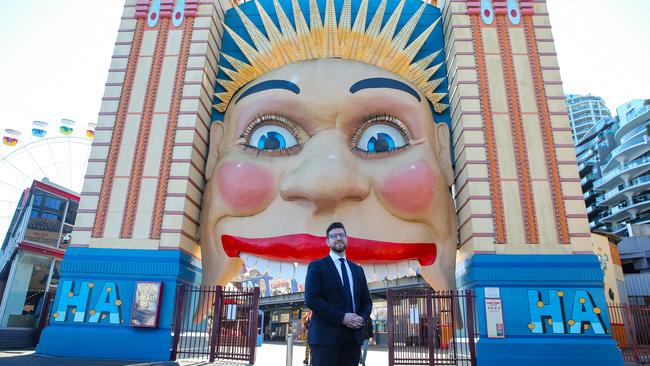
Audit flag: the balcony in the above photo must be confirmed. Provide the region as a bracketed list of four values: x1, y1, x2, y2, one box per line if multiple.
[620, 122, 649, 144]
[576, 137, 598, 157]
[602, 192, 650, 223]
[609, 212, 650, 236]
[578, 161, 595, 177]
[581, 172, 599, 186]
[611, 223, 629, 235]
[586, 204, 597, 215]
[596, 174, 650, 207]
[601, 135, 650, 173]
[577, 118, 611, 146]
[615, 105, 650, 141]
[594, 155, 650, 191]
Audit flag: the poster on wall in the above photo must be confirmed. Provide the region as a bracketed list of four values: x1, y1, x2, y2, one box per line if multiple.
[131, 282, 163, 328]
[485, 298, 505, 338]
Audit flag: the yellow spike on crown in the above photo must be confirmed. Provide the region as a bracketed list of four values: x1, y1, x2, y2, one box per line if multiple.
[214, 0, 449, 114]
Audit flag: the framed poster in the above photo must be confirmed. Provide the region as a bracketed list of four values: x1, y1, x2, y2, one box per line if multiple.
[131, 281, 163, 328]
[485, 298, 505, 338]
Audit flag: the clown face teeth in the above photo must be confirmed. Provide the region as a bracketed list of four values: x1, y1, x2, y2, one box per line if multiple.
[255, 258, 270, 275]
[361, 264, 376, 282]
[373, 264, 388, 281]
[266, 261, 282, 278]
[386, 263, 399, 280]
[239, 253, 419, 283]
[241, 253, 258, 270]
[408, 260, 419, 276]
[397, 261, 411, 278]
[278, 262, 295, 278]
[294, 263, 308, 283]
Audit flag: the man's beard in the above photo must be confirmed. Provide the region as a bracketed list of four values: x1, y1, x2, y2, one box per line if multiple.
[331, 242, 346, 253]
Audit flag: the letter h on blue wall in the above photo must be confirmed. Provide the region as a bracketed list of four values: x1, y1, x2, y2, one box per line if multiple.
[527, 289, 567, 334]
[54, 280, 91, 323]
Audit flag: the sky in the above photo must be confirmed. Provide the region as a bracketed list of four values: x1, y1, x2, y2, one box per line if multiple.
[0, 0, 648, 137]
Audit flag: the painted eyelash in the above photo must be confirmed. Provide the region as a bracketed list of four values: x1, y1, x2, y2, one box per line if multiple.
[237, 142, 304, 157]
[350, 144, 410, 156]
[241, 114, 302, 140]
[350, 114, 414, 147]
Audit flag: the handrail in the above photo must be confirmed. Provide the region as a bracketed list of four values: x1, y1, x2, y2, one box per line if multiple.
[620, 122, 649, 144]
[608, 193, 650, 217]
[576, 137, 598, 156]
[594, 155, 650, 188]
[610, 135, 646, 158]
[610, 213, 650, 233]
[597, 175, 650, 203]
[620, 105, 650, 128]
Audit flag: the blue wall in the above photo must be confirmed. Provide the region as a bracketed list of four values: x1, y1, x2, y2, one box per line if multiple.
[457, 254, 624, 366]
[36, 248, 201, 361]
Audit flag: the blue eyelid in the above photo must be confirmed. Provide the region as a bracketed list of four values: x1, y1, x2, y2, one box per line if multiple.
[147, 0, 161, 28]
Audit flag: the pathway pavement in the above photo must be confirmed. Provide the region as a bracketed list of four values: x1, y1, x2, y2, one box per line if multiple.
[0, 343, 388, 366]
[1, 346, 638, 366]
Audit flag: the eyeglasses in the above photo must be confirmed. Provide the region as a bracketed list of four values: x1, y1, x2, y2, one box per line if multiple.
[328, 233, 346, 239]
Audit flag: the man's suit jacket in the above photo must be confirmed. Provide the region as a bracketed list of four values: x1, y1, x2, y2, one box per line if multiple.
[304, 255, 373, 346]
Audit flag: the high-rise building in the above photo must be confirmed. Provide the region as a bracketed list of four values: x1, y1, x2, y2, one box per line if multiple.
[566, 94, 612, 143]
[575, 116, 617, 231]
[576, 99, 650, 237]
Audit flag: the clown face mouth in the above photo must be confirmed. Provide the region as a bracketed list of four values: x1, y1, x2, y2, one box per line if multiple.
[221, 234, 436, 282]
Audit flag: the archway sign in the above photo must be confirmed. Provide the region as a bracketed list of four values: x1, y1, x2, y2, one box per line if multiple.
[36, 0, 623, 364]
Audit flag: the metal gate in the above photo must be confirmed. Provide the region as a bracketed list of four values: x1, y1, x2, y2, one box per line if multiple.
[171, 285, 260, 363]
[387, 289, 477, 366]
[36, 291, 56, 339]
[608, 303, 650, 364]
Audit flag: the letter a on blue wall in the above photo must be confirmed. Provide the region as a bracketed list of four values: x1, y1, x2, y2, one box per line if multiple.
[569, 290, 607, 335]
[88, 282, 123, 324]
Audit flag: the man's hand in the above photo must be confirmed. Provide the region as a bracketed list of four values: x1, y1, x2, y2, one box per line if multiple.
[342, 313, 364, 329]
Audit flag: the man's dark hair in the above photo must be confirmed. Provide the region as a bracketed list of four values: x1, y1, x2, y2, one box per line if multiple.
[326, 222, 346, 237]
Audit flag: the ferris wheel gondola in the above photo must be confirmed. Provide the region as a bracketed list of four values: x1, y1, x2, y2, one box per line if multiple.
[0, 120, 95, 237]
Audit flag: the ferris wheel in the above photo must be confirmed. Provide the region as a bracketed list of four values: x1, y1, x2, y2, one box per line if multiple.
[0, 120, 94, 237]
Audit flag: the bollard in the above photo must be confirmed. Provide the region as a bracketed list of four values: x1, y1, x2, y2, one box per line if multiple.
[286, 332, 294, 366]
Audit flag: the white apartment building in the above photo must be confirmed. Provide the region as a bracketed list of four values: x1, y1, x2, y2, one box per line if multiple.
[566, 94, 612, 143]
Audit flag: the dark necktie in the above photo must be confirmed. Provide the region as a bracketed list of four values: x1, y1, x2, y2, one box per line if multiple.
[339, 258, 354, 313]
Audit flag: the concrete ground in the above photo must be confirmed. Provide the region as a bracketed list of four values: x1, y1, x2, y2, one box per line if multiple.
[0, 343, 388, 366]
[0, 346, 640, 365]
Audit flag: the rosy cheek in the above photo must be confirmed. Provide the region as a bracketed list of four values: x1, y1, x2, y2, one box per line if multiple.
[378, 160, 436, 213]
[217, 161, 275, 213]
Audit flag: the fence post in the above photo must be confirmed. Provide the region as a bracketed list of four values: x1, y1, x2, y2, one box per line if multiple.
[624, 304, 640, 364]
[249, 286, 260, 365]
[465, 290, 477, 366]
[36, 292, 54, 341]
[387, 289, 394, 366]
[426, 290, 435, 365]
[170, 283, 185, 360]
[209, 286, 224, 363]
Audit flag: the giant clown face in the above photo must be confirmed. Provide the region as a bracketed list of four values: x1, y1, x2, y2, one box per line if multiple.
[201, 58, 456, 291]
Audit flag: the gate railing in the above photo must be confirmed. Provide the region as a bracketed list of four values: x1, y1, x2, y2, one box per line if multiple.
[171, 284, 260, 364]
[608, 303, 650, 364]
[387, 289, 477, 366]
[36, 291, 56, 341]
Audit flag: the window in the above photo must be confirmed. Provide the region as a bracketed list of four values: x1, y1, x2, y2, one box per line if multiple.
[0, 252, 53, 328]
[23, 190, 78, 248]
[24, 190, 66, 247]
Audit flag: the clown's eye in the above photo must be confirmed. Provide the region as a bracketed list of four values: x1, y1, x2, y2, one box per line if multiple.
[352, 115, 413, 154]
[250, 126, 297, 150]
[240, 114, 305, 154]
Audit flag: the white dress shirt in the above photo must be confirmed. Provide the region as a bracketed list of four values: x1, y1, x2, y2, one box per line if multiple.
[329, 251, 356, 313]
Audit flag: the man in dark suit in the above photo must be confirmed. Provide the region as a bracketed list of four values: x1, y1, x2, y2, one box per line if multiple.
[305, 222, 373, 366]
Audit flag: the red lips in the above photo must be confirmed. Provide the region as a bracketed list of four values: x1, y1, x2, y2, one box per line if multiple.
[221, 234, 436, 266]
